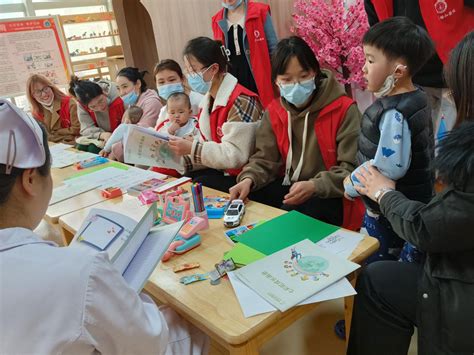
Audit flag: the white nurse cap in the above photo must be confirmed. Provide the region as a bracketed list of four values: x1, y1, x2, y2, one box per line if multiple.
[0, 99, 46, 175]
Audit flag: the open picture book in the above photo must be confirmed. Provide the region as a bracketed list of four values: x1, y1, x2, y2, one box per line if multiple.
[123, 125, 184, 173]
[69, 203, 184, 292]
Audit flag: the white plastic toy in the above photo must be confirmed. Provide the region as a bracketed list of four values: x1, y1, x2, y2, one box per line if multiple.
[223, 199, 245, 228]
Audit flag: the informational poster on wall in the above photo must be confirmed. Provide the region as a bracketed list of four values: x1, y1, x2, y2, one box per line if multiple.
[0, 16, 71, 97]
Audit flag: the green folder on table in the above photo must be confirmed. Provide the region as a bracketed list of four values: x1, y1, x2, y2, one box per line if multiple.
[233, 210, 339, 255]
[66, 161, 129, 179]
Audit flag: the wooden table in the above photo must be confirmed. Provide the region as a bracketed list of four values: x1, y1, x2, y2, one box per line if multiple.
[46, 161, 127, 225]
[59, 185, 379, 354]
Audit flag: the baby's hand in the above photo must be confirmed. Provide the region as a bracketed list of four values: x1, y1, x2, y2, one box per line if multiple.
[168, 121, 181, 135]
[99, 150, 110, 157]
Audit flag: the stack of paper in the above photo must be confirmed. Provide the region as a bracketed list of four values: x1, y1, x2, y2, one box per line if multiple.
[64, 166, 167, 190]
[227, 273, 356, 318]
[223, 211, 365, 317]
[49, 143, 73, 154]
[234, 239, 360, 312]
[49, 181, 100, 205]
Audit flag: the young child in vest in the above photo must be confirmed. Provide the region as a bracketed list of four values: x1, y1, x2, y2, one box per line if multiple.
[152, 92, 200, 177]
[344, 17, 435, 263]
[99, 105, 143, 157]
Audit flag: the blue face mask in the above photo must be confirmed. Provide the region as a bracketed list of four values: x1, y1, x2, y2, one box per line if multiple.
[278, 78, 316, 106]
[121, 90, 138, 106]
[186, 66, 214, 95]
[222, 0, 243, 10]
[158, 82, 184, 100]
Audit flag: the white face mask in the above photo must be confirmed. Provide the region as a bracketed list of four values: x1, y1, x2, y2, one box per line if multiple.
[374, 64, 407, 98]
[38, 95, 54, 107]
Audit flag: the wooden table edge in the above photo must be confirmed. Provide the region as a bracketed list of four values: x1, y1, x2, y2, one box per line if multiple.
[145, 236, 380, 346]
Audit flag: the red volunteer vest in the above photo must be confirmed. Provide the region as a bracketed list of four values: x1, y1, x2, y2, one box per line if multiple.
[82, 97, 125, 133]
[212, 1, 275, 107]
[267, 97, 365, 231]
[371, 0, 474, 64]
[201, 83, 259, 177]
[34, 96, 72, 128]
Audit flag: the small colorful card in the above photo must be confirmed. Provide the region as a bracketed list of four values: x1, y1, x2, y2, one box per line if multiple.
[224, 221, 266, 244]
[128, 178, 168, 195]
[77, 214, 124, 251]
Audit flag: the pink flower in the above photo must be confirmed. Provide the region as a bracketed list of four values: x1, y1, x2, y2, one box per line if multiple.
[292, 0, 369, 89]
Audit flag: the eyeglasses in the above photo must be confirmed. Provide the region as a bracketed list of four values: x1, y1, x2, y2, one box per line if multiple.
[278, 76, 316, 87]
[33, 86, 51, 98]
[88, 95, 107, 111]
[186, 65, 213, 78]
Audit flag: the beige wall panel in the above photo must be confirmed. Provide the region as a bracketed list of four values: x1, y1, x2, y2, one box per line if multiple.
[141, 0, 295, 66]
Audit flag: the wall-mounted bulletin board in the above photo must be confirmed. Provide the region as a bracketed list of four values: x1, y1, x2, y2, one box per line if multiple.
[0, 16, 72, 97]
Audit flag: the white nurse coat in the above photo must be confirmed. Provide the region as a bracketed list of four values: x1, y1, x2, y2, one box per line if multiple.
[0, 227, 208, 355]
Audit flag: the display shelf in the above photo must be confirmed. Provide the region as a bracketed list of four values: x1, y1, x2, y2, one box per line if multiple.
[70, 50, 107, 58]
[66, 34, 120, 42]
[60, 12, 116, 25]
[70, 58, 109, 68]
[59, 11, 123, 80]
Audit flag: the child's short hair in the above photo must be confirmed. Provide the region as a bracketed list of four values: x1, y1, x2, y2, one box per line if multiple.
[435, 121, 474, 190]
[167, 92, 191, 109]
[125, 105, 143, 124]
[363, 16, 435, 76]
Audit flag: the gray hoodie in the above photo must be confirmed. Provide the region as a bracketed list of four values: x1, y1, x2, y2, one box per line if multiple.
[77, 80, 122, 139]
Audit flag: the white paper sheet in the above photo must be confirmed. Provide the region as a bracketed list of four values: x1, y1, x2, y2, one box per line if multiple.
[49, 143, 73, 154]
[228, 273, 356, 318]
[49, 181, 99, 205]
[228, 230, 364, 317]
[234, 240, 360, 312]
[51, 150, 95, 168]
[64, 167, 166, 190]
[115, 167, 168, 190]
[316, 229, 364, 259]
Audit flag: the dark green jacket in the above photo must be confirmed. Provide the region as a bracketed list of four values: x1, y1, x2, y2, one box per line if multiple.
[380, 180, 474, 354]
